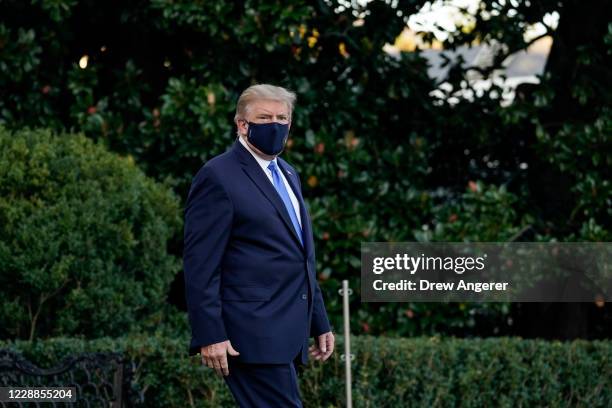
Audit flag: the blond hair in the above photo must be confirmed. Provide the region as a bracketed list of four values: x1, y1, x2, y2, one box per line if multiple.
[234, 84, 297, 124]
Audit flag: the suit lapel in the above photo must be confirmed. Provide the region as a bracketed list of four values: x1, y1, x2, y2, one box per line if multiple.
[232, 139, 304, 250]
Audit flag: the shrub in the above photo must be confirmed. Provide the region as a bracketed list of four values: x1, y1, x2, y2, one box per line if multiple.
[0, 126, 182, 340]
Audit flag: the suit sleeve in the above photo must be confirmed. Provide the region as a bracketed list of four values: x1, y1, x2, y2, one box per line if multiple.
[183, 165, 233, 355]
[310, 279, 332, 336]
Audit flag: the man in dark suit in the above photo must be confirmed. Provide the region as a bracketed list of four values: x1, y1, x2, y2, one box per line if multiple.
[183, 83, 335, 407]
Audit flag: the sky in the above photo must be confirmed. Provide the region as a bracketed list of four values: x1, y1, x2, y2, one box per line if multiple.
[328, 0, 559, 43]
[407, 0, 559, 42]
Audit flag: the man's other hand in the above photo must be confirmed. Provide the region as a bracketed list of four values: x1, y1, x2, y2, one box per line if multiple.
[309, 331, 334, 361]
[201, 340, 240, 376]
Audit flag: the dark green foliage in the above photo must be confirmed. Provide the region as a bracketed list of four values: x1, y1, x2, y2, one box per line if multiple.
[1, 335, 610, 407]
[0, 0, 609, 337]
[0, 126, 182, 340]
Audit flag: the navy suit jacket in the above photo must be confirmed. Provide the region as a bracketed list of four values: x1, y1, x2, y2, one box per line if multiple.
[183, 137, 331, 364]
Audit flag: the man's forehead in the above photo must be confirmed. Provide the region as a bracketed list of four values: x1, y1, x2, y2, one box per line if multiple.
[249, 100, 288, 115]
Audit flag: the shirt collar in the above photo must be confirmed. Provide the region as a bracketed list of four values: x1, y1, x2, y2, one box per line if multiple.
[238, 135, 278, 170]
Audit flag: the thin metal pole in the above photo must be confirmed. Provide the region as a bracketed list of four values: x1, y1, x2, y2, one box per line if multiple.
[342, 279, 353, 408]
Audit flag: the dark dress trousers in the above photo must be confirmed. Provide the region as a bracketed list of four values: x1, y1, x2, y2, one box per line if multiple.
[183, 137, 331, 406]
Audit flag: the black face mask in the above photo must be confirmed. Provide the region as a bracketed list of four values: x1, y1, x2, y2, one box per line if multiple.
[246, 121, 289, 155]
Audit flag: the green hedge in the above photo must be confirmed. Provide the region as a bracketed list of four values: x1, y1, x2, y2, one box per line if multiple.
[1, 335, 610, 407]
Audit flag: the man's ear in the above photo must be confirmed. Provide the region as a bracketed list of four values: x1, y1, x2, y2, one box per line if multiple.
[237, 119, 248, 136]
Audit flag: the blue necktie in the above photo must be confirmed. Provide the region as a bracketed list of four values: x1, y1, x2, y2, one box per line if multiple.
[267, 161, 303, 246]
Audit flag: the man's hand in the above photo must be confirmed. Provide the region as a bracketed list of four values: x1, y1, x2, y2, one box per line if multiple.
[309, 331, 334, 361]
[201, 340, 240, 376]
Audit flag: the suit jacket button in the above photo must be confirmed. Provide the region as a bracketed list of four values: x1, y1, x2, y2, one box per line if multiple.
[301, 293, 307, 300]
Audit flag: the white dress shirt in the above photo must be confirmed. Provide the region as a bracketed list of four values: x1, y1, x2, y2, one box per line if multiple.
[238, 136, 302, 228]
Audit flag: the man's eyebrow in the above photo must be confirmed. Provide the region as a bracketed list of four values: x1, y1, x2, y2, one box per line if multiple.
[255, 112, 288, 117]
